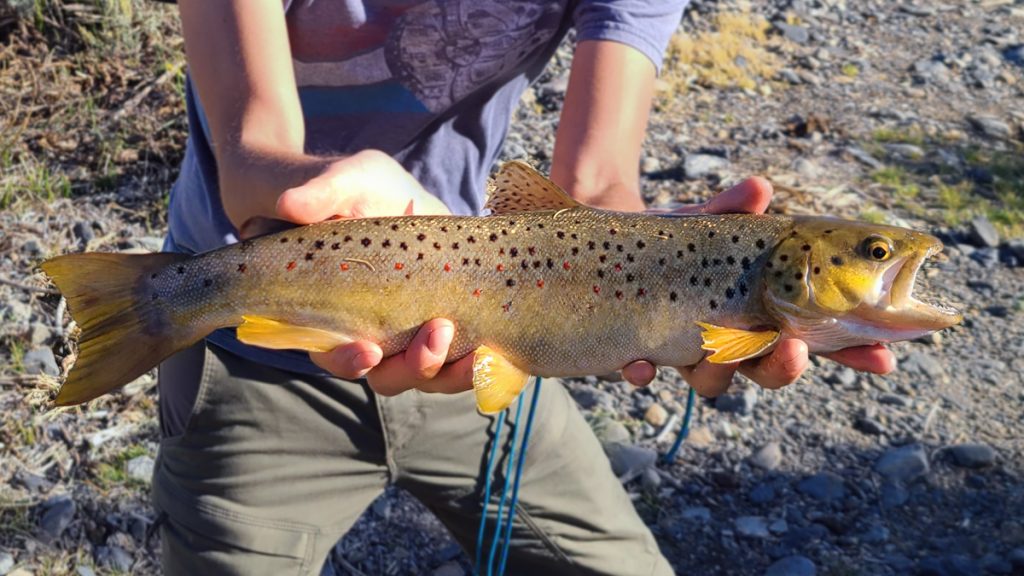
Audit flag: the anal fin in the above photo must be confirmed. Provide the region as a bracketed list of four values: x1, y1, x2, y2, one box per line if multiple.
[696, 322, 780, 364]
[472, 344, 530, 414]
[237, 315, 353, 352]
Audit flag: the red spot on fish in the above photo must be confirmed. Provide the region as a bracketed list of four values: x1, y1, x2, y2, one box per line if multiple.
[563, 261, 571, 270]
[537, 279, 544, 288]
[394, 263, 404, 270]
[615, 290, 624, 300]
[286, 261, 296, 271]
[340, 263, 349, 271]
[496, 264, 505, 272]
[614, 263, 623, 272]
[444, 263, 452, 272]
[527, 247, 536, 255]
[637, 288, 646, 297]
[473, 288, 482, 297]
[593, 285, 601, 294]
[502, 303, 511, 312]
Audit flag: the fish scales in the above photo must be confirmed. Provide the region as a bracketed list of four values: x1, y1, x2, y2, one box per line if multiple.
[151, 211, 794, 377]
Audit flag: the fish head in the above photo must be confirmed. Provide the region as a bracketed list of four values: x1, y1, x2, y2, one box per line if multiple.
[763, 217, 962, 348]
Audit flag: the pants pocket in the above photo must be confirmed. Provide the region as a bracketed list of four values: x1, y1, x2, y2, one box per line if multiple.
[158, 341, 216, 441]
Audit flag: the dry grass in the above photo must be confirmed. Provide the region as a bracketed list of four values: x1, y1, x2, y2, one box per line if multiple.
[660, 11, 781, 100]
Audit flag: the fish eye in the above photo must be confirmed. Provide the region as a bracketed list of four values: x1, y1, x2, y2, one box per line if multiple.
[861, 236, 892, 261]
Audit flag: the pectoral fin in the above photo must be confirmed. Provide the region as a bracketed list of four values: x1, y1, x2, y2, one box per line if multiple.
[696, 322, 780, 364]
[237, 315, 354, 352]
[472, 344, 530, 414]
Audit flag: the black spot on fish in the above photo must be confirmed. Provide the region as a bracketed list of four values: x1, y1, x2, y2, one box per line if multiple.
[687, 243, 696, 253]
[241, 240, 254, 251]
[305, 253, 314, 261]
[766, 261, 774, 269]
[150, 273, 158, 279]
[177, 266, 185, 274]
[784, 284, 794, 292]
[609, 228, 617, 235]
[332, 231, 338, 236]
[297, 238, 305, 244]
[280, 237, 288, 243]
[670, 291, 678, 301]
[417, 233, 427, 242]
[510, 247, 518, 257]
[557, 231, 565, 239]
[825, 229, 833, 234]
[626, 254, 635, 263]
[731, 235, 739, 243]
[344, 235, 353, 243]
[587, 241, 596, 250]
[571, 233, 578, 240]
[572, 247, 580, 255]
[599, 255, 607, 263]
[391, 224, 400, 231]
[382, 239, 391, 248]
[537, 223, 545, 229]
[331, 243, 340, 250]
[774, 271, 783, 278]
[452, 242, 460, 250]
[489, 233, 498, 242]
[237, 263, 246, 273]
[690, 275, 698, 286]
[712, 258, 722, 266]
[616, 244, 623, 252]
[779, 254, 789, 262]
[501, 230, 508, 236]
[756, 239, 766, 249]
[725, 287, 735, 299]
[521, 260, 529, 270]
[709, 299, 718, 309]
[468, 235, 476, 243]
[441, 226, 448, 232]
[603, 241, 611, 250]
[314, 240, 325, 250]
[636, 240, 646, 249]
[506, 279, 515, 287]
[739, 282, 748, 296]
[801, 244, 811, 251]
[795, 272, 803, 280]
[533, 260, 541, 269]
[463, 257, 470, 266]
[475, 258, 482, 266]
[708, 231, 715, 239]
[432, 242, 440, 250]
[417, 253, 425, 261]
[373, 220, 381, 226]
[814, 266, 821, 275]
[626, 274, 634, 282]
[701, 258, 710, 268]
[704, 277, 712, 287]
[361, 238, 371, 247]
[546, 258, 554, 269]
[726, 256, 735, 266]
[677, 250, 684, 258]
[400, 242, 409, 251]
[658, 257, 666, 266]
[831, 256, 844, 265]
[741, 257, 751, 270]
[597, 270, 605, 278]
[203, 278, 213, 287]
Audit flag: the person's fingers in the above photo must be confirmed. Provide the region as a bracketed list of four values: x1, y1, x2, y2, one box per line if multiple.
[675, 360, 737, 398]
[367, 351, 475, 396]
[310, 341, 383, 380]
[276, 170, 347, 224]
[399, 318, 455, 380]
[622, 360, 657, 387]
[822, 344, 896, 374]
[738, 339, 808, 390]
[702, 176, 774, 215]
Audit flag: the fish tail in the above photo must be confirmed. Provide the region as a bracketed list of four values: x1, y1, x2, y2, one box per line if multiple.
[40, 252, 198, 406]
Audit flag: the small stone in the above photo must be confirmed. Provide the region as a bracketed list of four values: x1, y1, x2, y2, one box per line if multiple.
[875, 444, 930, 482]
[844, 146, 883, 169]
[749, 483, 776, 504]
[21, 239, 42, 257]
[1, 300, 31, 327]
[879, 393, 912, 408]
[641, 156, 662, 174]
[1005, 45, 1024, 67]
[125, 455, 154, 483]
[774, 22, 810, 44]
[72, 222, 95, 246]
[572, 387, 613, 411]
[970, 248, 999, 269]
[861, 525, 890, 544]
[885, 143, 925, 159]
[900, 352, 943, 379]
[715, 387, 757, 416]
[947, 443, 997, 468]
[644, 403, 669, 427]
[980, 553, 1012, 575]
[38, 496, 76, 543]
[778, 69, 803, 84]
[592, 416, 631, 445]
[968, 115, 1012, 139]
[735, 516, 770, 539]
[76, 568, 97, 576]
[796, 472, 846, 502]
[7, 570, 32, 576]
[900, 4, 935, 16]
[0, 552, 13, 576]
[766, 555, 816, 576]
[855, 418, 886, 436]
[641, 467, 662, 491]
[97, 545, 132, 573]
[432, 561, 463, 576]
[681, 507, 711, 523]
[768, 519, 788, 535]
[750, 443, 783, 471]
[23, 347, 59, 376]
[133, 237, 165, 253]
[968, 217, 1000, 248]
[27, 323, 51, 347]
[912, 59, 950, 84]
[605, 443, 657, 480]
[827, 367, 858, 387]
[880, 480, 909, 509]
[683, 154, 728, 180]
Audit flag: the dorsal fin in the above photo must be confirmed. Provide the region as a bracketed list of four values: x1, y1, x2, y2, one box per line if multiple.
[485, 161, 582, 214]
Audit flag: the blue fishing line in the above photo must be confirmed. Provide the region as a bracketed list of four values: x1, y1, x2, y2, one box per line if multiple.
[474, 409, 506, 574]
[662, 386, 696, 463]
[496, 377, 543, 575]
[485, 390, 526, 575]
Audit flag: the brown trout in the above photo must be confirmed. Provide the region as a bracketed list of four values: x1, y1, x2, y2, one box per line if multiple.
[41, 162, 961, 411]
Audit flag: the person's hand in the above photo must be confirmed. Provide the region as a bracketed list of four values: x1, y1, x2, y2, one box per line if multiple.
[251, 150, 469, 395]
[618, 177, 895, 396]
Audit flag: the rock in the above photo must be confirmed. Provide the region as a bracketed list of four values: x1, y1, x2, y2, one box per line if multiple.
[768, 519, 788, 535]
[793, 158, 818, 178]
[900, 352, 943, 379]
[641, 156, 662, 175]
[6, 570, 31, 576]
[880, 480, 909, 509]
[875, 445, 929, 482]
[861, 525, 890, 544]
[774, 22, 810, 44]
[641, 467, 662, 491]
[735, 516, 770, 539]
[1009, 548, 1024, 569]
[22, 347, 59, 376]
[967, 115, 1012, 139]
[644, 403, 669, 427]
[683, 154, 728, 180]
[72, 221, 95, 246]
[0, 552, 13, 576]
[947, 443, 996, 469]
[967, 217, 1000, 248]
[980, 553, 1012, 575]
[1004, 45, 1024, 67]
[12, 469, 52, 493]
[605, 443, 657, 481]
[750, 443, 783, 471]
[125, 455, 155, 482]
[86, 424, 136, 450]
[96, 545, 132, 572]
[969, 247, 999, 269]
[21, 239, 42, 257]
[592, 416, 631, 446]
[681, 507, 711, 523]
[796, 472, 846, 502]
[855, 418, 886, 436]
[778, 69, 803, 84]
[749, 483, 776, 504]
[715, 387, 758, 416]
[879, 393, 912, 408]
[827, 367, 858, 387]
[133, 236, 165, 253]
[76, 568, 97, 576]
[38, 496, 76, 543]
[918, 555, 981, 576]
[0, 300, 31, 333]
[572, 387, 614, 411]
[27, 323, 51, 347]
[912, 58, 950, 84]
[885, 143, 925, 159]
[432, 561, 463, 576]
[844, 146, 883, 169]
[899, 4, 935, 16]
[765, 555, 816, 576]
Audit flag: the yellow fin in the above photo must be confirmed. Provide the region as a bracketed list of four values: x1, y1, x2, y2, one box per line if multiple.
[485, 161, 582, 214]
[472, 344, 530, 414]
[237, 315, 353, 352]
[696, 322, 780, 364]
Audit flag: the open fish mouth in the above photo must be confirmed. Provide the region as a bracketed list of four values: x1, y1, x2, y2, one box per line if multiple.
[871, 240, 962, 330]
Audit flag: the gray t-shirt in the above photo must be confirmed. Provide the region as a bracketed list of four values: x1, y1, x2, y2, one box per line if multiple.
[164, 0, 688, 379]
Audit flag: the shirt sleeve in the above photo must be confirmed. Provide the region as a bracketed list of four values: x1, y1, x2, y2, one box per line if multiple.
[572, 0, 690, 73]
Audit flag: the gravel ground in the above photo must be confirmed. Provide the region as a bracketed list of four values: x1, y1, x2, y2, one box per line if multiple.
[1, 1, 1022, 575]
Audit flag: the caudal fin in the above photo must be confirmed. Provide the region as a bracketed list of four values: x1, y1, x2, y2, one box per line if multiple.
[40, 251, 194, 406]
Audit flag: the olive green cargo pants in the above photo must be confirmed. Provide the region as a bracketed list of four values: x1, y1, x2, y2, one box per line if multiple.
[152, 342, 673, 575]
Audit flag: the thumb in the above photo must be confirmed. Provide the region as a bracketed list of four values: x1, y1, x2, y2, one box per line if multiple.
[702, 176, 774, 215]
[275, 172, 346, 225]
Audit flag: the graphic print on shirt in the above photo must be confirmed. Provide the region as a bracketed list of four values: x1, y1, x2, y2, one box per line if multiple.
[287, 0, 564, 144]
